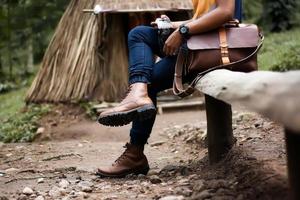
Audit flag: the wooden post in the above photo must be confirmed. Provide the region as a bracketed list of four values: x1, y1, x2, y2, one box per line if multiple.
[205, 95, 234, 164]
[285, 128, 300, 200]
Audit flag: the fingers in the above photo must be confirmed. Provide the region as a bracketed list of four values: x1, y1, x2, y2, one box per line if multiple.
[163, 43, 177, 56]
[163, 31, 181, 56]
[161, 15, 170, 21]
[150, 21, 157, 27]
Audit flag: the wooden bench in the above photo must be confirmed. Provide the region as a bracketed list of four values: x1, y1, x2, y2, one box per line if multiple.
[195, 69, 300, 200]
[157, 99, 204, 114]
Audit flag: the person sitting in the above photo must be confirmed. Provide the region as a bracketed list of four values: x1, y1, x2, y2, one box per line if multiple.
[97, 0, 242, 178]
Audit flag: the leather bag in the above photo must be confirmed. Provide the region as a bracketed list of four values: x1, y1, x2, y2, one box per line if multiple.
[173, 22, 264, 98]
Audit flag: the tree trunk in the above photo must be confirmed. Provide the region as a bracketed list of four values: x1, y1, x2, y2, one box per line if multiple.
[0, 54, 3, 79]
[27, 32, 34, 73]
[7, 2, 13, 80]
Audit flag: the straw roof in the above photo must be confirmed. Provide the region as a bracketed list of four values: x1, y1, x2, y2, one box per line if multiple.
[95, 0, 193, 12]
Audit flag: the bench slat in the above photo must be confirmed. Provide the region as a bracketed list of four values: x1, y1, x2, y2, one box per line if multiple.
[195, 70, 300, 133]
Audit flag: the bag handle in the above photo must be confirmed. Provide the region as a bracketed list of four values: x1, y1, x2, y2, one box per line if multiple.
[173, 33, 264, 98]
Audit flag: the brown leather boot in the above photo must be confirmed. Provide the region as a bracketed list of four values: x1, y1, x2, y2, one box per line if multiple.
[96, 143, 149, 178]
[98, 83, 156, 127]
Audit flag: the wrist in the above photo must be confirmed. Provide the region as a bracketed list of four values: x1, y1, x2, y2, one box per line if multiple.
[171, 22, 179, 29]
[179, 24, 190, 39]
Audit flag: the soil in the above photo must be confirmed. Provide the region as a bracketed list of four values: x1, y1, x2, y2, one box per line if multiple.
[0, 102, 289, 200]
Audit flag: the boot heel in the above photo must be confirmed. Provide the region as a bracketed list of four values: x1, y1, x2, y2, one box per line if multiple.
[137, 105, 156, 121]
[134, 166, 150, 175]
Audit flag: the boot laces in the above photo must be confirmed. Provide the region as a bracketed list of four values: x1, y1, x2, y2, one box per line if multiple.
[113, 143, 131, 165]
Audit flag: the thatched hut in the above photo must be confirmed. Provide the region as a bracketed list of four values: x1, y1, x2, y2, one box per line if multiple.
[26, 0, 193, 103]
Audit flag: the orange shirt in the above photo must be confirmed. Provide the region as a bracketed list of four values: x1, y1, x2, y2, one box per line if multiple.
[192, 0, 217, 19]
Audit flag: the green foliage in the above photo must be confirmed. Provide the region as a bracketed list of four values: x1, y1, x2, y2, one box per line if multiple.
[79, 101, 99, 120]
[0, 104, 51, 143]
[261, 0, 298, 32]
[243, 0, 300, 32]
[243, 0, 263, 24]
[0, 82, 17, 93]
[0, 0, 68, 83]
[270, 45, 300, 72]
[258, 28, 300, 70]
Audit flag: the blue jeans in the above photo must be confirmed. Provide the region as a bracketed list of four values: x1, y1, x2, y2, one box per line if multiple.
[128, 26, 177, 145]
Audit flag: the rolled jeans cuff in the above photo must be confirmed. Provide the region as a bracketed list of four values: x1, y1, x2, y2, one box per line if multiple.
[129, 75, 150, 85]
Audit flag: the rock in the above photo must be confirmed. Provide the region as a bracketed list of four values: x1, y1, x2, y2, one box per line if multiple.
[159, 195, 184, 200]
[149, 175, 162, 184]
[0, 196, 9, 200]
[23, 187, 34, 195]
[37, 178, 44, 184]
[96, 182, 112, 190]
[34, 196, 45, 200]
[193, 180, 205, 192]
[150, 141, 166, 147]
[140, 181, 150, 187]
[174, 187, 193, 196]
[137, 174, 146, 179]
[137, 194, 148, 199]
[216, 188, 233, 196]
[206, 179, 228, 189]
[147, 170, 159, 176]
[188, 174, 198, 180]
[180, 167, 190, 176]
[6, 153, 13, 157]
[17, 195, 28, 200]
[36, 127, 45, 136]
[5, 168, 19, 173]
[177, 178, 190, 186]
[75, 175, 82, 183]
[59, 179, 70, 188]
[77, 181, 93, 193]
[236, 194, 244, 200]
[160, 165, 178, 173]
[59, 173, 67, 179]
[74, 192, 89, 199]
[61, 197, 70, 200]
[49, 186, 66, 198]
[192, 190, 212, 200]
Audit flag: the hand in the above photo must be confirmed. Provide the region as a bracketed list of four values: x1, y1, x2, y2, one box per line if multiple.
[151, 15, 173, 28]
[161, 15, 177, 29]
[163, 30, 182, 56]
[160, 15, 170, 22]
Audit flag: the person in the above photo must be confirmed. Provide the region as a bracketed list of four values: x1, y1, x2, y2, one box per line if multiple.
[97, 0, 242, 178]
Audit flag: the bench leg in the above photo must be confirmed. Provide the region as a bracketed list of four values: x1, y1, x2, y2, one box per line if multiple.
[285, 128, 300, 200]
[205, 95, 234, 164]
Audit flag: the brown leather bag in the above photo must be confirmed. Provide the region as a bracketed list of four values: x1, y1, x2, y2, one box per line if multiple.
[173, 22, 264, 98]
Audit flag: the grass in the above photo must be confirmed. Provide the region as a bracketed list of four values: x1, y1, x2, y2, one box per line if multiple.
[258, 28, 300, 70]
[0, 87, 27, 121]
[0, 87, 51, 143]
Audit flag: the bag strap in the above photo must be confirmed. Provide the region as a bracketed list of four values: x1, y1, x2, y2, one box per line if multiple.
[173, 33, 264, 98]
[219, 27, 230, 65]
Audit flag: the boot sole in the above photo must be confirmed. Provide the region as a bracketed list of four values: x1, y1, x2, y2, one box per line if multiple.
[96, 166, 150, 178]
[98, 104, 156, 127]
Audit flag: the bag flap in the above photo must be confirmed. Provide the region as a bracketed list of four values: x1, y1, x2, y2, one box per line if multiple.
[187, 24, 259, 50]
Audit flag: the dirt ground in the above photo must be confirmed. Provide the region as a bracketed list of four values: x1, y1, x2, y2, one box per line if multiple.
[0, 103, 289, 200]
